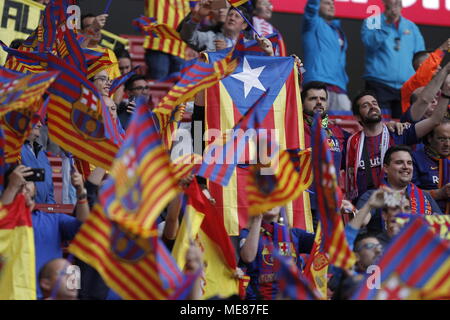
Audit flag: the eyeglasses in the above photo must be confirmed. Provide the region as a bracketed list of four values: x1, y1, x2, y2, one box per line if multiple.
[93, 76, 110, 83]
[131, 86, 150, 91]
[356, 243, 382, 252]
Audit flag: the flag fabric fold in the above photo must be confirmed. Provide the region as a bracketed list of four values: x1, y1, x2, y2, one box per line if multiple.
[100, 96, 178, 237]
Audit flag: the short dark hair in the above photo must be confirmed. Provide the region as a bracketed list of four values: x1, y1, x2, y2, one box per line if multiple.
[114, 48, 131, 60]
[352, 90, 378, 116]
[230, 6, 252, 31]
[124, 75, 147, 91]
[301, 81, 328, 104]
[412, 50, 432, 71]
[354, 232, 380, 252]
[81, 13, 96, 30]
[383, 145, 413, 165]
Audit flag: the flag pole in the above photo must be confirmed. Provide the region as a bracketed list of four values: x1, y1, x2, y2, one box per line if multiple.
[103, 0, 113, 14]
[231, 7, 261, 38]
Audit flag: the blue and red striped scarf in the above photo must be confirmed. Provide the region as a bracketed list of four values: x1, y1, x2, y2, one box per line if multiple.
[382, 182, 433, 215]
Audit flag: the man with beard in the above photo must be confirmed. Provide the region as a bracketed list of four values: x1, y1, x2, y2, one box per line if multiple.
[346, 85, 449, 202]
[412, 120, 450, 214]
[356, 145, 441, 234]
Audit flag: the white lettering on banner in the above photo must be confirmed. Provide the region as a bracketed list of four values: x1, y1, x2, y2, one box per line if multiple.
[447, 0, 450, 10]
[366, 5, 381, 30]
[335, 0, 368, 3]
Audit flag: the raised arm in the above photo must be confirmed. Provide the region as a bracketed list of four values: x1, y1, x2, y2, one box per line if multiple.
[409, 62, 450, 122]
[361, 16, 390, 51]
[303, 0, 321, 31]
[414, 71, 450, 138]
[240, 215, 263, 264]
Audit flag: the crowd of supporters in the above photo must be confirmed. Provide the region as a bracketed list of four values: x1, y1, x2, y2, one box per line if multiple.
[0, 0, 449, 301]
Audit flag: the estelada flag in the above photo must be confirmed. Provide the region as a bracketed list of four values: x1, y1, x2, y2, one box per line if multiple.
[172, 179, 239, 299]
[144, 0, 190, 58]
[311, 113, 356, 270]
[68, 204, 185, 300]
[0, 194, 36, 300]
[204, 52, 312, 235]
[353, 216, 450, 300]
[99, 96, 178, 238]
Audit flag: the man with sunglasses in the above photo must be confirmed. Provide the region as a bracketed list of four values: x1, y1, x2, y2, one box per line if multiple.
[117, 75, 151, 130]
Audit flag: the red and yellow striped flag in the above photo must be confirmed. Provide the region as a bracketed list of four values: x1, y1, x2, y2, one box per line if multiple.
[0, 195, 36, 300]
[144, 0, 191, 58]
[247, 148, 313, 216]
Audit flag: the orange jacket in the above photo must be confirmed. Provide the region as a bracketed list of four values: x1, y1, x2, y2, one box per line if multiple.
[401, 48, 445, 113]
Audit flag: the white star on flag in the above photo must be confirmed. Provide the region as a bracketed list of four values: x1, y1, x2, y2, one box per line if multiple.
[231, 57, 266, 98]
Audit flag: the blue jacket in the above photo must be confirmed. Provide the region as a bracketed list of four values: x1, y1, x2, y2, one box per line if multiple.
[21, 142, 55, 204]
[361, 14, 425, 89]
[302, 0, 348, 91]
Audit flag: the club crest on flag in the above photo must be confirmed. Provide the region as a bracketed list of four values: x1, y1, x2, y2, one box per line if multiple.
[3, 109, 34, 137]
[110, 148, 141, 213]
[110, 222, 155, 263]
[375, 274, 420, 300]
[0, 77, 27, 105]
[262, 245, 274, 266]
[312, 253, 329, 271]
[71, 85, 105, 141]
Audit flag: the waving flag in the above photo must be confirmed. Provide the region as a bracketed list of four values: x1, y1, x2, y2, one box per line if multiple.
[172, 179, 239, 299]
[311, 113, 356, 270]
[0, 70, 59, 162]
[204, 53, 311, 235]
[154, 52, 238, 150]
[0, 127, 4, 193]
[2, 47, 123, 169]
[82, 48, 115, 79]
[353, 216, 450, 300]
[100, 97, 178, 237]
[0, 194, 36, 300]
[171, 153, 203, 181]
[68, 204, 185, 300]
[0, 67, 58, 117]
[246, 148, 311, 215]
[275, 251, 320, 300]
[227, 0, 250, 6]
[143, 0, 191, 58]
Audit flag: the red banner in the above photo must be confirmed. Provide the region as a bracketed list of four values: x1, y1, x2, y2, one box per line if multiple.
[273, 0, 450, 27]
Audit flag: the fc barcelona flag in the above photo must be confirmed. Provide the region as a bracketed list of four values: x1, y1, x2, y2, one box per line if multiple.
[144, 0, 191, 58]
[0, 66, 58, 117]
[204, 53, 312, 235]
[353, 216, 450, 300]
[100, 97, 178, 238]
[68, 204, 186, 300]
[1, 47, 123, 170]
[311, 113, 356, 270]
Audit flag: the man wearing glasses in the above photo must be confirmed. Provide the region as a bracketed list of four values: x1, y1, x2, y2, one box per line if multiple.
[361, 0, 425, 119]
[117, 75, 151, 130]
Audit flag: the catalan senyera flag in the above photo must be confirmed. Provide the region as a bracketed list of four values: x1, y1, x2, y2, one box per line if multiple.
[311, 113, 356, 270]
[144, 0, 190, 58]
[0, 194, 36, 300]
[0, 127, 4, 193]
[99, 96, 178, 238]
[153, 103, 186, 151]
[172, 179, 239, 299]
[247, 148, 312, 216]
[83, 48, 115, 79]
[133, 16, 187, 60]
[353, 216, 450, 300]
[68, 204, 185, 300]
[204, 53, 312, 235]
